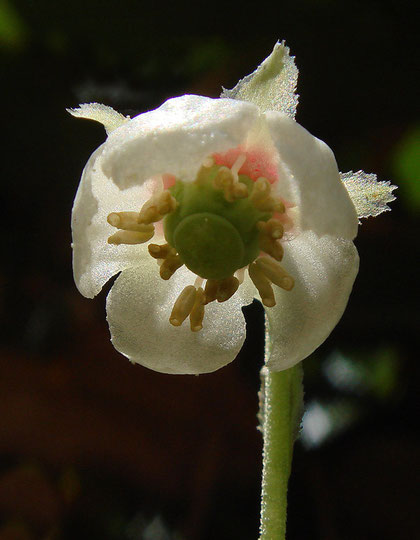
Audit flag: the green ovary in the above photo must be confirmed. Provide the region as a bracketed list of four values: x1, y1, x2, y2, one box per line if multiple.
[164, 167, 270, 280]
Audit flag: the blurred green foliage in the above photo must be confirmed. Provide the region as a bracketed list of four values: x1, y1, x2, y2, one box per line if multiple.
[392, 127, 420, 212]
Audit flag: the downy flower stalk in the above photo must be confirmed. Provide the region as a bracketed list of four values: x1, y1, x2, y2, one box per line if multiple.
[69, 42, 396, 539]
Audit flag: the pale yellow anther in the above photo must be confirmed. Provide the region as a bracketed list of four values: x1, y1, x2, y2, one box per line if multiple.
[248, 263, 276, 307]
[255, 257, 295, 291]
[189, 287, 206, 332]
[213, 166, 248, 202]
[148, 243, 176, 260]
[232, 182, 249, 199]
[216, 276, 240, 302]
[204, 279, 219, 304]
[249, 178, 286, 213]
[159, 254, 183, 280]
[169, 285, 197, 327]
[250, 177, 271, 203]
[138, 190, 178, 224]
[255, 196, 285, 213]
[214, 167, 234, 189]
[107, 212, 155, 233]
[259, 234, 284, 262]
[257, 219, 284, 239]
[107, 228, 155, 245]
[202, 156, 215, 168]
[157, 190, 177, 215]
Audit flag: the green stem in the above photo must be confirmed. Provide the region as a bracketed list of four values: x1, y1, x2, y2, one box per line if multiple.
[259, 324, 303, 540]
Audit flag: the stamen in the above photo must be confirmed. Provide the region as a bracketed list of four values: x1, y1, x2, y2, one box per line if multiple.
[257, 219, 284, 239]
[107, 229, 154, 245]
[250, 177, 271, 203]
[189, 287, 205, 332]
[148, 243, 176, 260]
[259, 234, 284, 261]
[250, 178, 286, 213]
[160, 254, 183, 280]
[255, 257, 295, 291]
[202, 156, 215, 168]
[204, 279, 219, 304]
[216, 276, 239, 302]
[248, 263, 276, 307]
[107, 212, 155, 233]
[169, 286, 197, 327]
[213, 165, 248, 202]
[138, 190, 177, 224]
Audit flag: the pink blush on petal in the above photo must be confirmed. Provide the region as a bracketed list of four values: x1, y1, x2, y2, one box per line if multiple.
[213, 146, 278, 184]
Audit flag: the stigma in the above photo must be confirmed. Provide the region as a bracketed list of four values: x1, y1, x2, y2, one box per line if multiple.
[106, 152, 294, 331]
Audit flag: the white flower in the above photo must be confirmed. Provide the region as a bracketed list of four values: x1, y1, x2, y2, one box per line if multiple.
[70, 43, 367, 375]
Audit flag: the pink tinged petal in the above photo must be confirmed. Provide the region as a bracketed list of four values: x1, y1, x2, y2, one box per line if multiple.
[106, 262, 248, 375]
[213, 146, 279, 183]
[101, 95, 261, 189]
[265, 231, 359, 371]
[71, 145, 162, 299]
[265, 112, 358, 240]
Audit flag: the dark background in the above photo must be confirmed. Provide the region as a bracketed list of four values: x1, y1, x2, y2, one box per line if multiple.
[1, 1, 418, 539]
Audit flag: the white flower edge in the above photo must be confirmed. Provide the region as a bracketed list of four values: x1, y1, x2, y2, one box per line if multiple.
[264, 232, 359, 371]
[98, 95, 358, 240]
[72, 145, 159, 298]
[106, 261, 255, 375]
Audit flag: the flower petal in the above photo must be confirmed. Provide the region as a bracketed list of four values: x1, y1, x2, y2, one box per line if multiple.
[265, 112, 358, 239]
[101, 95, 261, 189]
[264, 231, 359, 371]
[72, 145, 161, 298]
[106, 261, 248, 375]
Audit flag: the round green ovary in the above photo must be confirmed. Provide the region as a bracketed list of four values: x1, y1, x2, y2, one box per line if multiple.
[173, 213, 245, 280]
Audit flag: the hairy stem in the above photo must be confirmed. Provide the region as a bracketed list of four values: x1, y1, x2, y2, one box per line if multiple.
[259, 323, 303, 539]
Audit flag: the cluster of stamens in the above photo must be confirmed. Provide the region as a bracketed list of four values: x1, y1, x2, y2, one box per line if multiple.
[107, 154, 295, 331]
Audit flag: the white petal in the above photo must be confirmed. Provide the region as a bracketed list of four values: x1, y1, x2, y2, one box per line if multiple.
[264, 231, 359, 371]
[72, 145, 161, 298]
[101, 95, 261, 189]
[221, 41, 299, 119]
[106, 262, 248, 375]
[265, 112, 358, 239]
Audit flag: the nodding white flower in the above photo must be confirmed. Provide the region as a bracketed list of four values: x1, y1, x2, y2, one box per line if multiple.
[70, 43, 393, 375]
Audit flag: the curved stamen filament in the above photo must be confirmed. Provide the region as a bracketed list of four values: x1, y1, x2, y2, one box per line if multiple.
[248, 263, 276, 307]
[170, 286, 197, 327]
[159, 254, 183, 280]
[250, 177, 286, 213]
[204, 276, 239, 304]
[148, 243, 176, 260]
[259, 234, 284, 262]
[138, 190, 178, 224]
[148, 243, 183, 280]
[190, 287, 205, 332]
[255, 257, 295, 291]
[213, 166, 248, 202]
[108, 212, 154, 232]
[257, 219, 284, 239]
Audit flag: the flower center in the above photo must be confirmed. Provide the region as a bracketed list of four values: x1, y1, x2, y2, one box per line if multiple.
[163, 162, 272, 279]
[106, 154, 295, 332]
